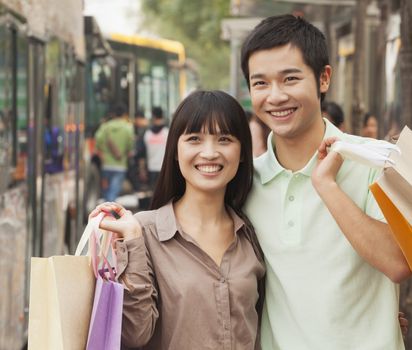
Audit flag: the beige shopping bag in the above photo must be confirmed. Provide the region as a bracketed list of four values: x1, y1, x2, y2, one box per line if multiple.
[28, 256, 95, 350]
[27, 215, 103, 350]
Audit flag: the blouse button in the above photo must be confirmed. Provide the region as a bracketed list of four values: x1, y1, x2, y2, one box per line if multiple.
[220, 277, 226, 283]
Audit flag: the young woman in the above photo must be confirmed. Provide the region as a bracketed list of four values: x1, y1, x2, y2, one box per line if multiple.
[90, 90, 265, 350]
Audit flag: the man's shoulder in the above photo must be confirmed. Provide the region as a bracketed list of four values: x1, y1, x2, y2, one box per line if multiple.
[341, 132, 373, 145]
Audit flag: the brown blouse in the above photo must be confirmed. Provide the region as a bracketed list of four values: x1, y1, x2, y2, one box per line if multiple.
[116, 202, 265, 350]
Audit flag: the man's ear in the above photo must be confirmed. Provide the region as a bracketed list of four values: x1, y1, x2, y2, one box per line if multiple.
[320, 65, 332, 93]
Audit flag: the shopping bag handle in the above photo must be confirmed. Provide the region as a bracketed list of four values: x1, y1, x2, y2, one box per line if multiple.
[75, 213, 105, 256]
[90, 228, 116, 280]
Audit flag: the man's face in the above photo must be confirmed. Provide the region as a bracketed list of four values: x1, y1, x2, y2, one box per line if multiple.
[248, 44, 330, 142]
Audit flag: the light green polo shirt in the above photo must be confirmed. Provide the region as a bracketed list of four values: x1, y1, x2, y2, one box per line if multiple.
[245, 119, 404, 350]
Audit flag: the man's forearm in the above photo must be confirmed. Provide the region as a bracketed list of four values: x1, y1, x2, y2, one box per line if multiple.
[315, 181, 411, 282]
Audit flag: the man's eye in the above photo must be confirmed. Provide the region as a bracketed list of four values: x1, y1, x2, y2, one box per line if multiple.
[251, 81, 266, 87]
[285, 76, 298, 82]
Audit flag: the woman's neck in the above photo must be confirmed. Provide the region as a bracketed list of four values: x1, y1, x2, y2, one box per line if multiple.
[174, 190, 228, 229]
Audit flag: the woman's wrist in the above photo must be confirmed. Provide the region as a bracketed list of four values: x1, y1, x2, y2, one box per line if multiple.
[123, 227, 142, 241]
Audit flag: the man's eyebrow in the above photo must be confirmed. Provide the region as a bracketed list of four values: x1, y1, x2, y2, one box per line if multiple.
[281, 68, 302, 74]
[249, 73, 265, 80]
[249, 68, 303, 80]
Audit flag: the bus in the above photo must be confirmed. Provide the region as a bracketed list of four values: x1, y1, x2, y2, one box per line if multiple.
[85, 29, 194, 204]
[0, 5, 191, 348]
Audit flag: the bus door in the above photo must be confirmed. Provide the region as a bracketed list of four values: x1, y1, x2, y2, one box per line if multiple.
[0, 9, 36, 349]
[113, 53, 135, 118]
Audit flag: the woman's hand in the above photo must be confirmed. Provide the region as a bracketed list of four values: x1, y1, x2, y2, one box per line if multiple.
[89, 202, 142, 241]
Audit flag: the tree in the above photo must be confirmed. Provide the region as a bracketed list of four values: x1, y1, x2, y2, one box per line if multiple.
[139, 0, 231, 89]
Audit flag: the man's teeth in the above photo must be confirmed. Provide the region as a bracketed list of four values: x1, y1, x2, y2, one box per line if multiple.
[270, 109, 295, 117]
[196, 165, 222, 173]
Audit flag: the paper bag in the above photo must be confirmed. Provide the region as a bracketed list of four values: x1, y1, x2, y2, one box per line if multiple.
[28, 256, 95, 350]
[28, 214, 105, 350]
[86, 273, 124, 349]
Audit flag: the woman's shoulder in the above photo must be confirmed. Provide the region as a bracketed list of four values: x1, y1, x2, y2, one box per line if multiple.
[134, 203, 176, 241]
[134, 209, 157, 227]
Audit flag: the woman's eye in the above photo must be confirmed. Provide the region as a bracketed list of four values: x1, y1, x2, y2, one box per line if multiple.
[186, 135, 200, 142]
[219, 136, 232, 143]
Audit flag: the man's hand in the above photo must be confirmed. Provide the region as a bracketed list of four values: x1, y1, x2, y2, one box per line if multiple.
[312, 137, 343, 192]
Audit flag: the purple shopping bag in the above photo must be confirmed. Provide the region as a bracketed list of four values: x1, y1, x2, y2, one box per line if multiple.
[86, 215, 124, 350]
[86, 272, 124, 350]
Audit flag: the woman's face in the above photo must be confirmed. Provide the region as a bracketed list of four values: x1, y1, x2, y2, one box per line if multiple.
[176, 126, 241, 196]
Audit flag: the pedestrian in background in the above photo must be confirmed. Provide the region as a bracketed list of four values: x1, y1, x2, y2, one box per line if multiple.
[246, 110, 271, 158]
[90, 90, 265, 349]
[95, 103, 134, 202]
[321, 100, 345, 131]
[362, 112, 379, 139]
[241, 14, 410, 350]
[128, 108, 148, 192]
[141, 106, 169, 191]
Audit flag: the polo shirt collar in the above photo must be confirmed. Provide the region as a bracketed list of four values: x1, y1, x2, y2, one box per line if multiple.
[155, 200, 245, 242]
[255, 118, 344, 184]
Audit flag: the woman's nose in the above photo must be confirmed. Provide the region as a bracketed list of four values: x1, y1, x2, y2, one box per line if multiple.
[200, 142, 219, 159]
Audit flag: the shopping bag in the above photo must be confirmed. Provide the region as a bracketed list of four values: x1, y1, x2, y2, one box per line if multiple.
[27, 214, 104, 350]
[86, 215, 124, 350]
[369, 126, 412, 268]
[331, 126, 412, 267]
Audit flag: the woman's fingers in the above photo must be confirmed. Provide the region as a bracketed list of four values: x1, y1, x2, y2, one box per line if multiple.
[88, 202, 141, 240]
[89, 202, 126, 219]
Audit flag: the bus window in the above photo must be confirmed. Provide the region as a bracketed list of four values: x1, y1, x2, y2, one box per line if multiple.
[152, 65, 168, 116]
[64, 48, 77, 171]
[168, 67, 180, 115]
[14, 31, 28, 182]
[44, 39, 64, 174]
[138, 75, 152, 118]
[0, 25, 12, 193]
[87, 57, 113, 133]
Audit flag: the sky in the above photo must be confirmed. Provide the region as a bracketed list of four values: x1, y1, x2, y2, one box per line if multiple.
[84, 0, 144, 35]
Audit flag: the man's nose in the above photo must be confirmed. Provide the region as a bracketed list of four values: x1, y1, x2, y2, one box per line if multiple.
[266, 83, 288, 104]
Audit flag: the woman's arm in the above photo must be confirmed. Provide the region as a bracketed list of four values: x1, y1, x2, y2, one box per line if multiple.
[90, 203, 159, 347]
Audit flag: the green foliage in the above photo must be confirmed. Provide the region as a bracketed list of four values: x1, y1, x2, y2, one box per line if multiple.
[140, 0, 231, 90]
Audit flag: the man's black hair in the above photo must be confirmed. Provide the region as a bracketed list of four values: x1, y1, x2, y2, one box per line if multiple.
[113, 103, 127, 117]
[152, 106, 164, 119]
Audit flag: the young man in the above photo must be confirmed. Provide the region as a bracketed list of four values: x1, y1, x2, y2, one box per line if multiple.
[241, 14, 411, 349]
[95, 104, 134, 202]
